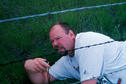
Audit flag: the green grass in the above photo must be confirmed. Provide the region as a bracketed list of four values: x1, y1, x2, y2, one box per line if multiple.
[0, 0, 126, 84]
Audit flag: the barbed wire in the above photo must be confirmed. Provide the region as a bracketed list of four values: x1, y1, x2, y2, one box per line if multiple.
[0, 40, 115, 66]
[0, 2, 126, 23]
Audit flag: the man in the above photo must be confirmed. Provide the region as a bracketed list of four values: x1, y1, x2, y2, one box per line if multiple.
[24, 22, 126, 84]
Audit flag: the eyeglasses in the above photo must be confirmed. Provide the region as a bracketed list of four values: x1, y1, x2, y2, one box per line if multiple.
[50, 34, 66, 43]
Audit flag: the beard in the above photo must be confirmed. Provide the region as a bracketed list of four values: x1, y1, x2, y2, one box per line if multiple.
[55, 47, 68, 56]
[58, 50, 74, 57]
[55, 47, 74, 56]
[58, 50, 68, 56]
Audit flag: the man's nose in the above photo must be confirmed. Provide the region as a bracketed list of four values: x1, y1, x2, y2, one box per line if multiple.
[52, 40, 58, 47]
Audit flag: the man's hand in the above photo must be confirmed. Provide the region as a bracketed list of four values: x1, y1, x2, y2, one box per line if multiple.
[24, 58, 55, 84]
[24, 58, 50, 73]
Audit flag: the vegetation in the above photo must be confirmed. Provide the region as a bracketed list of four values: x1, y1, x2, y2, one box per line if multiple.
[0, 0, 126, 84]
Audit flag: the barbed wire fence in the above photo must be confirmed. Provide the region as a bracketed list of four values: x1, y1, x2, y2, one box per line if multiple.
[0, 2, 126, 23]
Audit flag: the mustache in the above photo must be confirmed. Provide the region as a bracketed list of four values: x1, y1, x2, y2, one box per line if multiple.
[54, 46, 67, 55]
[54, 46, 74, 56]
[54, 46, 64, 50]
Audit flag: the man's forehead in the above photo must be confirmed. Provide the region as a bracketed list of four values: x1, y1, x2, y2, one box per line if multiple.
[50, 25, 66, 34]
[51, 25, 63, 31]
[50, 25, 66, 39]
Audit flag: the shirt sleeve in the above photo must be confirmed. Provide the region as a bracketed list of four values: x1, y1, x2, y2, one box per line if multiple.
[49, 56, 72, 80]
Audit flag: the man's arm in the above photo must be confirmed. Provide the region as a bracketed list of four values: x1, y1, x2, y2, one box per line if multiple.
[24, 58, 56, 84]
[27, 70, 55, 84]
[81, 79, 97, 84]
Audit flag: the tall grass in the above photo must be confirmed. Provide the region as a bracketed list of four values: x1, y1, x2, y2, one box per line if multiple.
[0, 0, 126, 84]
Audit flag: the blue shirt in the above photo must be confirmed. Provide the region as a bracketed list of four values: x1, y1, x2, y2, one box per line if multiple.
[49, 32, 126, 84]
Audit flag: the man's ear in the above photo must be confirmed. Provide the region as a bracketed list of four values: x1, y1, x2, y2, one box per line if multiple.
[69, 30, 75, 38]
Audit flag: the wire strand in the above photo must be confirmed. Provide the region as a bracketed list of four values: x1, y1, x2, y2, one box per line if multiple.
[0, 2, 126, 23]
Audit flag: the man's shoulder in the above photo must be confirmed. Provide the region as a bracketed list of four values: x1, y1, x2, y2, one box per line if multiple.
[76, 31, 106, 38]
[77, 31, 113, 40]
[75, 31, 114, 47]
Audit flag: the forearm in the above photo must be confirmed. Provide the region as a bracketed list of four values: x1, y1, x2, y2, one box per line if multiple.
[27, 71, 48, 84]
[24, 58, 54, 84]
[81, 79, 97, 84]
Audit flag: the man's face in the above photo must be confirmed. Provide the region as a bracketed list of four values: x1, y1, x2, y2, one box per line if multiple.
[49, 25, 75, 55]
